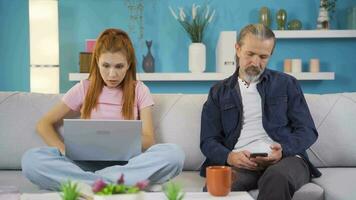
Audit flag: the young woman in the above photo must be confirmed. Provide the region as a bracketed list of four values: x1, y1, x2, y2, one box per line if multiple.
[21, 28, 185, 191]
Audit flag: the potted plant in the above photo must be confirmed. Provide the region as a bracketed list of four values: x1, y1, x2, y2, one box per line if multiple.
[317, 0, 337, 29]
[169, 4, 215, 73]
[163, 181, 185, 200]
[92, 174, 148, 200]
[60, 181, 80, 200]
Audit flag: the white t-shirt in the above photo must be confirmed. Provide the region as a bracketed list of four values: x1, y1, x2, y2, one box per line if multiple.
[233, 77, 274, 154]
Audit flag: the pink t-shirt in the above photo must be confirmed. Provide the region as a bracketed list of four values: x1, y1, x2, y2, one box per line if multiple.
[62, 80, 154, 120]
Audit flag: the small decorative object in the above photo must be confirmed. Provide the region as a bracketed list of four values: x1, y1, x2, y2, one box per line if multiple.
[60, 180, 80, 200]
[291, 59, 302, 73]
[93, 174, 148, 200]
[347, 6, 356, 29]
[163, 181, 185, 200]
[259, 7, 271, 28]
[79, 52, 92, 73]
[142, 40, 155, 73]
[309, 58, 320, 72]
[287, 19, 303, 30]
[284, 59, 292, 73]
[86, 39, 96, 52]
[169, 4, 215, 73]
[317, 0, 337, 29]
[188, 43, 206, 73]
[276, 9, 287, 30]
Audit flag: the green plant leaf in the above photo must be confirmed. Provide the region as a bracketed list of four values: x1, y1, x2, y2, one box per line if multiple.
[170, 4, 214, 43]
[60, 180, 80, 200]
[163, 181, 185, 200]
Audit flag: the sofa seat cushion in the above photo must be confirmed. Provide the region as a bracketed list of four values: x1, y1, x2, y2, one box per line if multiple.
[170, 171, 205, 192]
[0, 170, 39, 193]
[312, 168, 356, 200]
[249, 183, 324, 200]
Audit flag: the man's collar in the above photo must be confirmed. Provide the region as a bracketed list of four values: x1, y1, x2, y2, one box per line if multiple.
[259, 68, 269, 82]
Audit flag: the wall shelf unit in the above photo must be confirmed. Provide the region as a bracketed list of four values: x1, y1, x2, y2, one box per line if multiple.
[69, 30, 355, 83]
[273, 30, 356, 39]
[69, 72, 335, 82]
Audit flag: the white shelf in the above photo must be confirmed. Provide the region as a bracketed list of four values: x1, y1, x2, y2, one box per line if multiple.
[274, 30, 356, 38]
[285, 72, 334, 80]
[69, 72, 335, 81]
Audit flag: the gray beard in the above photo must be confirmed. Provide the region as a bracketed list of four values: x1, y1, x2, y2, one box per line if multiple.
[244, 66, 265, 83]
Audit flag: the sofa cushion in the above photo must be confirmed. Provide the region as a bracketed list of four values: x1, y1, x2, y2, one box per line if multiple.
[312, 168, 356, 200]
[170, 171, 205, 192]
[305, 93, 356, 167]
[152, 94, 207, 170]
[0, 92, 62, 169]
[0, 170, 39, 193]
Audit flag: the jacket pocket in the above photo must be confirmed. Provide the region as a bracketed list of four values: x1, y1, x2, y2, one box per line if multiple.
[221, 103, 239, 135]
[266, 96, 288, 125]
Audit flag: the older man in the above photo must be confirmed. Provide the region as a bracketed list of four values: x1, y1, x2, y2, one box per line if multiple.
[200, 24, 321, 200]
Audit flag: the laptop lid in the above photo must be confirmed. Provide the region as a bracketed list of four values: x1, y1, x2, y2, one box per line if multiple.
[63, 119, 142, 161]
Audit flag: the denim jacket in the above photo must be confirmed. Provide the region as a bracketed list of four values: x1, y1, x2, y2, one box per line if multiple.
[200, 68, 321, 178]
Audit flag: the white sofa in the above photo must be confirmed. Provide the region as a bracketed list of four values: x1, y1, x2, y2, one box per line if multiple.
[1, 92, 356, 200]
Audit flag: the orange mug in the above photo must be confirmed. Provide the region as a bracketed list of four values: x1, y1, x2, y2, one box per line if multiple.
[206, 166, 232, 196]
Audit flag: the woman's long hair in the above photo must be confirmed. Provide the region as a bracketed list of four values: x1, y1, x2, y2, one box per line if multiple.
[81, 28, 137, 120]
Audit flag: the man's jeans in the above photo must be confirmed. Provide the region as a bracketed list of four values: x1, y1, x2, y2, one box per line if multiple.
[21, 143, 185, 191]
[232, 156, 310, 200]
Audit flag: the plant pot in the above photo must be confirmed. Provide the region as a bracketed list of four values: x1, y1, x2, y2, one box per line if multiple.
[94, 192, 144, 200]
[189, 43, 206, 73]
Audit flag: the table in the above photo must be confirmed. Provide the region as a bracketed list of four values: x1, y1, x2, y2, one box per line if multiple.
[21, 191, 254, 200]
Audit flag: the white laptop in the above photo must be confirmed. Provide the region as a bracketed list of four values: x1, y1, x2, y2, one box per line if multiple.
[63, 119, 142, 161]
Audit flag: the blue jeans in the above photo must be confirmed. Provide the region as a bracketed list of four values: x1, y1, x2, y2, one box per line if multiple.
[21, 143, 185, 191]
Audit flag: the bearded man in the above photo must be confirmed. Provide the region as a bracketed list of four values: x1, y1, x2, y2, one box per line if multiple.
[199, 24, 321, 200]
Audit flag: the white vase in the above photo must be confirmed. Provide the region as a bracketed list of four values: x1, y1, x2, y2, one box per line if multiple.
[189, 43, 206, 73]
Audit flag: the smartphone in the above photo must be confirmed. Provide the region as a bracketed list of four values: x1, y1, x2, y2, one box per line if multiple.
[250, 153, 268, 158]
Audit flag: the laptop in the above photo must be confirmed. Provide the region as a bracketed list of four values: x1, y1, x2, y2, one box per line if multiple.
[63, 119, 142, 161]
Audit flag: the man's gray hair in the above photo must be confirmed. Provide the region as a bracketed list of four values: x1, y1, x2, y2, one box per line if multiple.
[237, 24, 276, 53]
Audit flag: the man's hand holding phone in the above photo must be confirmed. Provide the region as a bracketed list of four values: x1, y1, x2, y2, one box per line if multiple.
[249, 143, 283, 168]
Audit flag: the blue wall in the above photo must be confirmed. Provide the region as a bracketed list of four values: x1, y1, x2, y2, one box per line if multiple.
[0, 0, 30, 91]
[59, 0, 356, 94]
[1, 0, 354, 93]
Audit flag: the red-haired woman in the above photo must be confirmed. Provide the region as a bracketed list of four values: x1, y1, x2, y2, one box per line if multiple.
[21, 28, 184, 191]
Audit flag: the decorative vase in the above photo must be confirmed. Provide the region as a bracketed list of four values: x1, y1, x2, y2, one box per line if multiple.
[189, 43, 206, 73]
[287, 19, 302, 30]
[259, 7, 271, 28]
[317, 0, 329, 29]
[142, 40, 155, 73]
[276, 9, 287, 30]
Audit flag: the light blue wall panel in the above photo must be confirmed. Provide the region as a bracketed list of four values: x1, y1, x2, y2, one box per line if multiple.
[0, 0, 30, 91]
